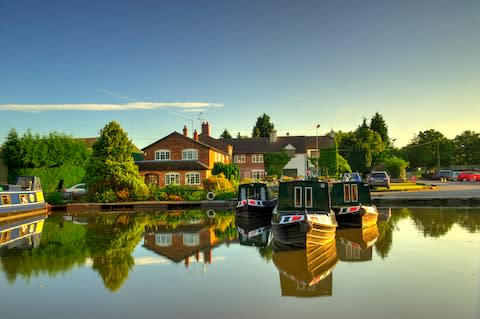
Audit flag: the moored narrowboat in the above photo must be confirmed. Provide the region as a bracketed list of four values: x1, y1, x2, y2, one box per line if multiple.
[272, 180, 337, 248]
[1, 176, 47, 220]
[235, 182, 277, 218]
[331, 181, 378, 228]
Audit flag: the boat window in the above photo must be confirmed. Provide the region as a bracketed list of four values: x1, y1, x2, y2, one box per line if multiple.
[343, 184, 351, 202]
[240, 188, 246, 200]
[0, 231, 11, 244]
[260, 188, 266, 201]
[294, 187, 302, 207]
[304, 187, 313, 208]
[351, 184, 358, 202]
[1, 195, 11, 205]
[20, 194, 28, 204]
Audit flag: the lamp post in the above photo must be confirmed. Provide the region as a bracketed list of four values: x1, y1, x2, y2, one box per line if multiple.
[316, 124, 320, 177]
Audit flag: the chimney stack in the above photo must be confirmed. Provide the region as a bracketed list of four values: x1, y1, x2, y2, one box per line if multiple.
[201, 121, 210, 136]
[183, 125, 188, 137]
[193, 129, 199, 141]
[269, 130, 277, 143]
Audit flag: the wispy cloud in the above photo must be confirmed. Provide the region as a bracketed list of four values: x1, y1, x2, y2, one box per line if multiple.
[0, 101, 223, 112]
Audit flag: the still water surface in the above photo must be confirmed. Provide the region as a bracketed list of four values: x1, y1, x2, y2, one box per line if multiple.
[1, 208, 479, 319]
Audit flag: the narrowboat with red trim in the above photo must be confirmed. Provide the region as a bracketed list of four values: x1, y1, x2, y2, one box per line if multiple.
[331, 181, 378, 228]
[272, 180, 337, 248]
[236, 215, 272, 247]
[235, 182, 277, 218]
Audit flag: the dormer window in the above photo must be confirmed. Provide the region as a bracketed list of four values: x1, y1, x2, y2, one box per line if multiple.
[155, 150, 171, 161]
[182, 149, 198, 160]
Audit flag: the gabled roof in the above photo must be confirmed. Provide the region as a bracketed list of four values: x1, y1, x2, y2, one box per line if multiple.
[198, 133, 231, 153]
[220, 135, 335, 154]
[136, 160, 209, 171]
[142, 132, 228, 155]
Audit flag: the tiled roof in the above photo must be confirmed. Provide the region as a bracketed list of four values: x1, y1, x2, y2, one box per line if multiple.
[142, 132, 228, 155]
[198, 134, 231, 153]
[219, 135, 335, 154]
[136, 160, 209, 171]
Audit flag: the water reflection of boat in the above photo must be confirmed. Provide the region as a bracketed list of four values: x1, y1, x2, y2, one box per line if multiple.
[236, 215, 272, 247]
[235, 182, 277, 218]
[336, 224, 379, 262]
[377, 207, 392, 222]
[0, 176, 47, 218]
[272, 238, 338, 297]
[0, 212, 47, 249]
[331, 181, 378, 228]
[272, 180, 337, 248]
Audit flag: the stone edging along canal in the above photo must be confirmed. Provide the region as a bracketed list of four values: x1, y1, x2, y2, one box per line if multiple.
[372, 197, 480, 208]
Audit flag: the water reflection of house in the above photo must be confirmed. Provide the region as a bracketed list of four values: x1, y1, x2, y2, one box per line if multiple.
[143, 221, 234, 268]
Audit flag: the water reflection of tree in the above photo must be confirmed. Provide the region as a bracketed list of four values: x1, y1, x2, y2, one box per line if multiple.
[258, 243, 273, 262]
[375, 208, 410, 259]
[409, 208, 458, 238]
[453, 208, 480, 233]
[85, 213, 148, 292]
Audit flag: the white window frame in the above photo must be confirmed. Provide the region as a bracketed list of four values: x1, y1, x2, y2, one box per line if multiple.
[182, 148, 198, 160]
[304, 187, 313, 208]
[234, 154, 246, 163]
[244, 171, 251, 179]
[252, 153, 264, 163]
[155, 234, 172, 247]
[294, 187, 302, 208]
[183, 233, 200, 247]
[185, 172, 201, 185]
[155, 149, 171, 161]
[165, 173, 180, 185]
[252, 170, 265, 180]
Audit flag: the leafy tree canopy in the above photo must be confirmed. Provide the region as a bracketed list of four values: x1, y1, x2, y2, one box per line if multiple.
[370, 112, 390, 145]
[219, 129, 232, 139]
[252, 113, 275, 138]
[85, 121, 148, 202]
[264, 151, 290, 178]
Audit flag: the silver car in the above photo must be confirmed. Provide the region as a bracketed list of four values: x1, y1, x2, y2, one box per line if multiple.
[368, 171, 390, 189]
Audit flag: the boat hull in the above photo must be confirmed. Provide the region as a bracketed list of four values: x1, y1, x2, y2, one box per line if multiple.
[1, 190, 47, 219]
[333, 205, 378, 228]
[235, 199, 277, 218]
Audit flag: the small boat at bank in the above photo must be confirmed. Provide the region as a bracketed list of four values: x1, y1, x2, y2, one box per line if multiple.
[272, 180, 337, 248]
[0, 211, 47, 249]
[235, 182, 277, 218]
[331, 181, 378, 228]
[1, 176, 47, 220]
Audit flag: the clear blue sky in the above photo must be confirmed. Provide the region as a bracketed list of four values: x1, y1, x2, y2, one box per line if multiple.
[1, 0, 478, 148]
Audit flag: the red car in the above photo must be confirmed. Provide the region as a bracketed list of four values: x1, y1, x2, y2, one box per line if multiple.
[457, 171, 480, 182]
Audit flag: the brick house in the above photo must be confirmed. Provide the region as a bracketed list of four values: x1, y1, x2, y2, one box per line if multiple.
[137, 124, 232, 187]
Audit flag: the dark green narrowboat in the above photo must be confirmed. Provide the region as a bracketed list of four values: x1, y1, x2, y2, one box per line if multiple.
[331, 181, 379, 228]
[236, 182, 277, 218]
[272, 180, 337, 247]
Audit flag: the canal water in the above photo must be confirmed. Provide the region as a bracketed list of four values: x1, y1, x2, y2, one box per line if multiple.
[1, 208, 479, 319]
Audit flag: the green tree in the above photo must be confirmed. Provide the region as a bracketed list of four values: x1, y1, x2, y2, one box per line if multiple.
[337, 153, 352, 174]
[252, 113, 274, 137]
[403, 129, 454, 170]
[264, 151, 291, 178]
[1, 129, 23, 169]
[219, 129, 232, 139]
[212, 162, 240, 181]
[453, 130, 480, 165]
[383, 156, 409, 180]
[85, 121, 148, 202]
[369, 112, 390, 146]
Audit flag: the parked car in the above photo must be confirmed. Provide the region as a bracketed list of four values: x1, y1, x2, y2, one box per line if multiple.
[61, 183, 87, 199]
[434, 170, 454, 180]
[456, 171, 480, 182]
[368, 171, 390, 189]
[452, 171, 461, 181]
[342, 172, 362, 182]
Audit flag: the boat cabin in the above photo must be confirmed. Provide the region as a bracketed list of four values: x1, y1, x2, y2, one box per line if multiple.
[277, 180, 331, 212]
[330, 182, 372, 207]
[237, 182, 272, 201]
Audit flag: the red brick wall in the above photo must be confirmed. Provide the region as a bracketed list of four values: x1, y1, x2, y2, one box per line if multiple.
[140, 170, 207, 187]
[234, 154, 266, 179]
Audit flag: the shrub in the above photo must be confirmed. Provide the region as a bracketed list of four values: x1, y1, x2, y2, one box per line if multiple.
[203, 173, 235, 193]
[45, 192, 64, 205]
